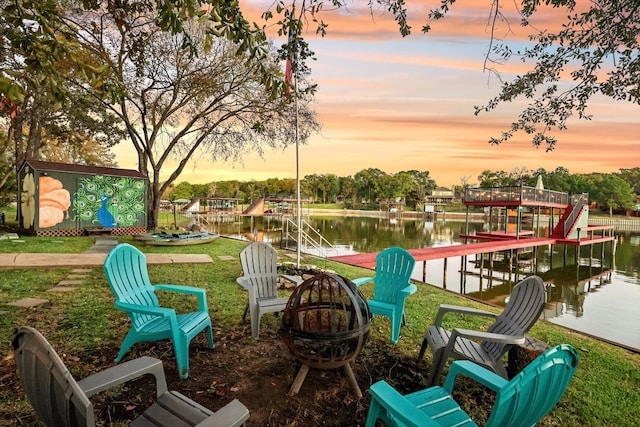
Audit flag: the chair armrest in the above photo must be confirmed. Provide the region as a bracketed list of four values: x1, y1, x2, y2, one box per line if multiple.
[433, 304, 498, 326]
[154, 284, 206, 297]
[78, 356, 168, 398]
[451, 328, 526, 346]
[154, 284, 208, 311]
[115, 302, 174, 317]
[195, 399, 251, 427]
[236, 277, 250, 291]
[443, 360, 508, 394]
[400, 283, 417, 295]
[279, 274, 304, 286]
[368, 381, 438, 426]
[352, 276, 374, 287]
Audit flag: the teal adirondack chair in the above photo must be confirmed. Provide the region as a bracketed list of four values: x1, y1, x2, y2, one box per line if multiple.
[103, 243, 214, 379]
[353, 247, 417, 344]
[366, 344, 579, 427]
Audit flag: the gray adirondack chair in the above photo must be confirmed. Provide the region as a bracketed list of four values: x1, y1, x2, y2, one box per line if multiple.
[12, 326, 250, 427]
[236, 241, 302, 339]
[418, 275, 546, 386]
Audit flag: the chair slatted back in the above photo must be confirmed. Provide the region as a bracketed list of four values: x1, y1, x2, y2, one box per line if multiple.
[239, 242, 279, 299]
[483, 276, 546, 360]
[12, 326, 95, 427]
[487, 344, 579, 427]
[372, 247, 416, 304]
[104, 244, 160, 330]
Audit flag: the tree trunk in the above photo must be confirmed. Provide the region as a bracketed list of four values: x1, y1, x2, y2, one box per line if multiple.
[147, 181, 161, 230]
[148, 201, 158, 230]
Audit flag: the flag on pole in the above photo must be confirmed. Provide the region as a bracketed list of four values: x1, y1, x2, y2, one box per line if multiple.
[285, 26, 295, 97]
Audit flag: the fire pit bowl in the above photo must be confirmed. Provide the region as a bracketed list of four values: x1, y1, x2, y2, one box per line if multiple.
[280, 271, 371, 396]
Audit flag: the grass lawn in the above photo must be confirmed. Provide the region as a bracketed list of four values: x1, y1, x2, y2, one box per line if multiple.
[1, 235, 639, 426]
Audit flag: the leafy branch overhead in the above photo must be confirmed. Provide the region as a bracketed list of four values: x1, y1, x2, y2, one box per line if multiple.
[270, 0, 640, 149]
[3, 0, 640, 149]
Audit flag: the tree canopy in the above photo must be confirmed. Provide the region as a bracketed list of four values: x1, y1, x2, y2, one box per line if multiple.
[64, 3, 318, 228]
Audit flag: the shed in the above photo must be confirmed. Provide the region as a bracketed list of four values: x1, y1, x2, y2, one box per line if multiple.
[17, 160, 148, 237]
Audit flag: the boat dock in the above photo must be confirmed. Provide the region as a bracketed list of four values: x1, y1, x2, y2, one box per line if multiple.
[329, 238, 558, 268]
[329, 231, 615, 284]
[331, 185, 616, 284]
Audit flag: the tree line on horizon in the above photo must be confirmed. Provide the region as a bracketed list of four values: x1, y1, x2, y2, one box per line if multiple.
[164, 166, 640, 215]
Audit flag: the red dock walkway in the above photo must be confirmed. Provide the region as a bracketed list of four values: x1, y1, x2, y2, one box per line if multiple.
[329, 234, 614, 269]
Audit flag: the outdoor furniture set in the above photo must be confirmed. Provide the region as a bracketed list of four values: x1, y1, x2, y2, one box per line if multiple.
[12, 242, 577, 426]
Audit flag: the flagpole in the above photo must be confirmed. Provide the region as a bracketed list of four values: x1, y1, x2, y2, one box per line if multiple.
[287, 7, 301, 269]
[295, 74, 301, 269]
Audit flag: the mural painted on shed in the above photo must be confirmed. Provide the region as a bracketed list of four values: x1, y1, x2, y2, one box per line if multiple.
[20, 172, 146, 229]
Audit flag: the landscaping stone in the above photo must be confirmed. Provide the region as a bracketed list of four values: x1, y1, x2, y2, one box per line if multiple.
[57, 280, 85, 286]
[218, 255, 235, 261]
[48, 286, 76, 292]
[83, 237, 118, 253]
[7, 298, 49, 308]
[0, 233, 20, 239]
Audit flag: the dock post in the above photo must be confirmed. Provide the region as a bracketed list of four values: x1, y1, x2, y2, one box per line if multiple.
[443, 258, 448, 289]
[422, 260, 427, 283]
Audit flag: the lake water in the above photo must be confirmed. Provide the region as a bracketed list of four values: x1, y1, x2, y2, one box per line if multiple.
[211, 214, 640, 352]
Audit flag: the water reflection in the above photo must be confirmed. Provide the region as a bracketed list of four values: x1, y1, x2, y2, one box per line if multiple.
[210, 215, 639, 351]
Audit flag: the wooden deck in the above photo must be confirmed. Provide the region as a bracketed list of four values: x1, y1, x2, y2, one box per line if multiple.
[329, 234, 615, 269]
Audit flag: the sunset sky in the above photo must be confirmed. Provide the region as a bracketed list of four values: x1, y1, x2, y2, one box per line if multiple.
[114, 1, 640, 188]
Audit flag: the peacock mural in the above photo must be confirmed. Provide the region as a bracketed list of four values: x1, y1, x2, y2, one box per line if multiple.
[17, 160, 147, 236]
[74, 175, 146, 227]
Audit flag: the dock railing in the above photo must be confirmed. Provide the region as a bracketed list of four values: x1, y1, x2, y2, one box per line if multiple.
[283, 218, 338, 259]
[563, 193, 588, 236]
[465, 185, 570, 205]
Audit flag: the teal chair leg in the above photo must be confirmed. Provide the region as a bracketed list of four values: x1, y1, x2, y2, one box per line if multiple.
[115, 330, 139, 363]
[365, 398, 386, 427]
[390, 309, 402, 344]
[206, 323, 214, 349]
[174, 332, 190, 380]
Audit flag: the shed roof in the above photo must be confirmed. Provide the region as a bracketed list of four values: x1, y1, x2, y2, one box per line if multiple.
[21, 160, 146, 179]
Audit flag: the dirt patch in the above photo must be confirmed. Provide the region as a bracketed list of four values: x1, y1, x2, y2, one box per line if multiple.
[4, 320, 498, 427]
[94, 327, 433, 426]
[101, 327, 495, 426]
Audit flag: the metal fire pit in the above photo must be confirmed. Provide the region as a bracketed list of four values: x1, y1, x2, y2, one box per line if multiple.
[280, 272, 371, 397]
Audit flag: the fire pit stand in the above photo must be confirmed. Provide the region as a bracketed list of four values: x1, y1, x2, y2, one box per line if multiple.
[280, 272, 371, 397]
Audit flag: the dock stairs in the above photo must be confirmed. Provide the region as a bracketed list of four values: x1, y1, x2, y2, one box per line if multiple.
[552, 193, 588, 238]
[280, 218, 337, 259]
